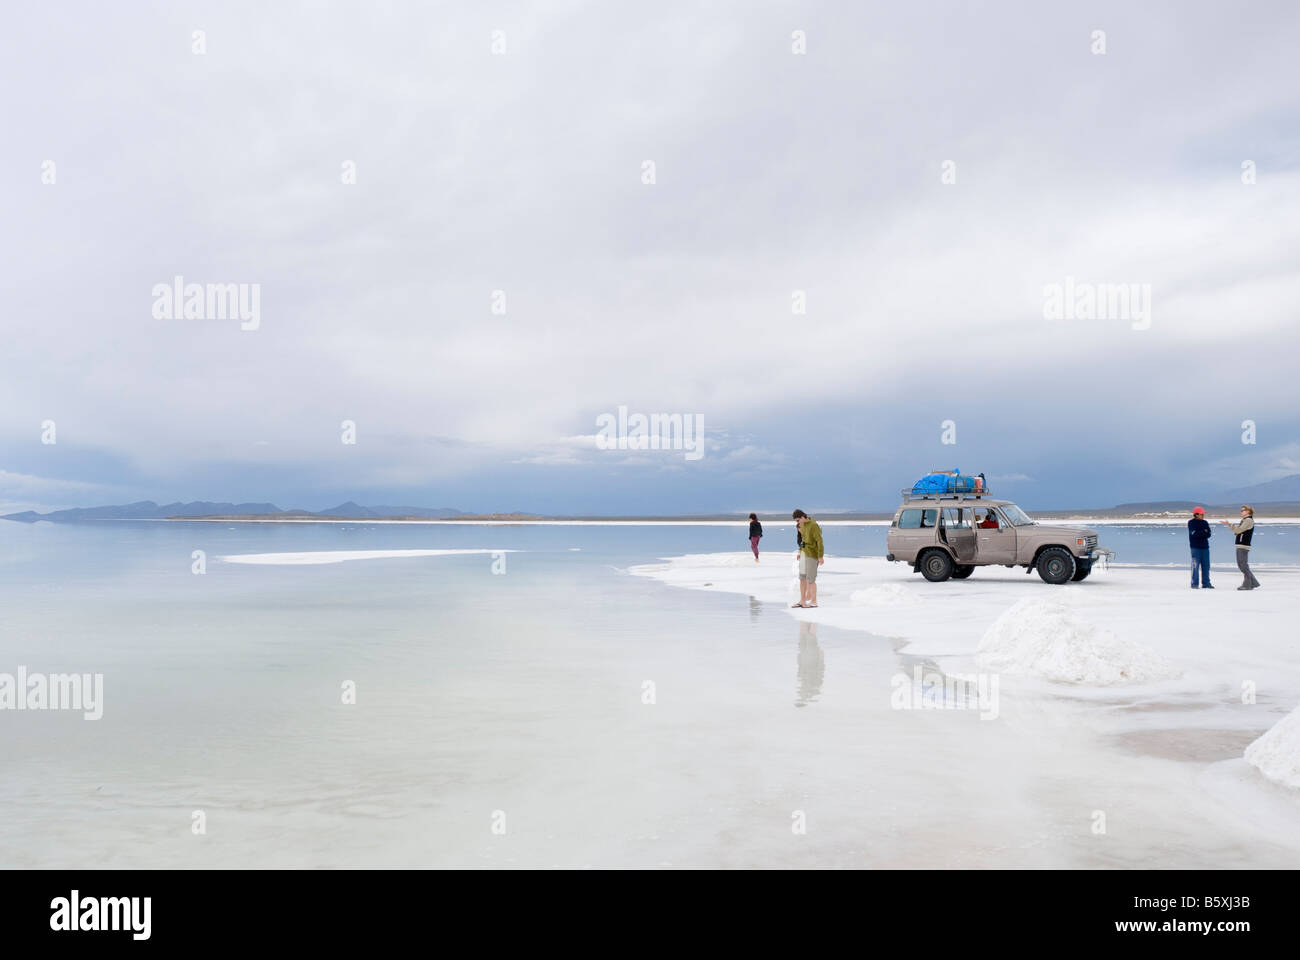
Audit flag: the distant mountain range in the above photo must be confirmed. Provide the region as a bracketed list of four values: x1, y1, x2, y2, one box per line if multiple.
[7, 475, 1300, 523]
[1220, 473, 1300, 503]
[1, 500, 467, 523]
[1113, 474, 1300, 512]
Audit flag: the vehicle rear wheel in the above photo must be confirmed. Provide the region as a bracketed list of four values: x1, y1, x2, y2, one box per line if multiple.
[1070, 561, 1092, 582]
[1037, 547, 1076, 584]
[919, 549, 954, 582]
[952, 564, 975, 579]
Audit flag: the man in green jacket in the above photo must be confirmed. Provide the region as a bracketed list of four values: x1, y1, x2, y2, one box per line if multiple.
[792, 509, 824, 608]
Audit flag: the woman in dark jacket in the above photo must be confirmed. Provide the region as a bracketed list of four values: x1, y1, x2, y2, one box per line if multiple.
[1221, 504, 1260, 590]
[748, 513, 763, 562]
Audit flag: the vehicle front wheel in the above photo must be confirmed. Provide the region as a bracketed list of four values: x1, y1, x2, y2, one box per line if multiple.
[951, 564, 975, 579]
[1036, 547, 1076, 584]
[919, 549, 954, 582]
[1070, 561, 1092, 582]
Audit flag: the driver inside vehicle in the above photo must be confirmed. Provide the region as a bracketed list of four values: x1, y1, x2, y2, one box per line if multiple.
[977, 509, 999, 529]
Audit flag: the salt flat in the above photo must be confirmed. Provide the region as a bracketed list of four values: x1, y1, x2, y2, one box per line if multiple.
[630, 551, 1300, 852]
[4, 519, 1298, 868]
[629, 553, 1300, 693]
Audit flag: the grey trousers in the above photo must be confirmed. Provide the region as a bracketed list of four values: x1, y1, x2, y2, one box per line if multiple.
[1237, 548, 1260, 589]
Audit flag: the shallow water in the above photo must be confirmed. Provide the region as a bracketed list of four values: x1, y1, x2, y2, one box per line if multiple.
[1, 519, 1297, 867]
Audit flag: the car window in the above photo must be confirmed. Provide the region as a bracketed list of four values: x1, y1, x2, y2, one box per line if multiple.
[1000, 503, 1034, 526]
[975, 508, 1001, 529]
[898, 508, 938, 529]
[942, 507, 971, 528]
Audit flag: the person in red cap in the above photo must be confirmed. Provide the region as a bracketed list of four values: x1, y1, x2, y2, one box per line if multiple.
[1188, 506, 1213, 588]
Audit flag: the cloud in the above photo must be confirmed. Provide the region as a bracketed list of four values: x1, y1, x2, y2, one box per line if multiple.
[1190, 442, 1300, 489]
[0, 469, 121, 514]
[0, 469, 106, 496]
[3, 2, 1299, 511]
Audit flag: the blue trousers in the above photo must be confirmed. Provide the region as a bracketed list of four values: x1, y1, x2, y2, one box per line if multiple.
[1189, 547, 1211, 587]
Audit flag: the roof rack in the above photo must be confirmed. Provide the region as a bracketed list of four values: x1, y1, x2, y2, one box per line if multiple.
[900, 487, 994, 501]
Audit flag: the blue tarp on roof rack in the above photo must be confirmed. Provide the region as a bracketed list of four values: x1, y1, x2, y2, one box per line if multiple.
[911, 470, 977, 494]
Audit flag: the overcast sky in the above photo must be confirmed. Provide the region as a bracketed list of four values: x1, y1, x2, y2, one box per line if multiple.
[2, 1, 1298, 514]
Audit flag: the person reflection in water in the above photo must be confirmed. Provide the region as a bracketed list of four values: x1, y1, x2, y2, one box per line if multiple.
[795, 621, 824, 707]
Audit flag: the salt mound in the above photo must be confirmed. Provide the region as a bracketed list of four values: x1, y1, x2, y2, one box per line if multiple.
[850, 583, 914, 606]
[976, 598, 1177, 685]
[1245, 704, 1300, 789]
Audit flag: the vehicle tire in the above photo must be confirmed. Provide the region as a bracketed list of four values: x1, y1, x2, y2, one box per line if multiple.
[952, 564, 975, 579]
[1036, 547, 1076, 584]
[1070, 561, 1092, 582]
[919, 549, 954, 582]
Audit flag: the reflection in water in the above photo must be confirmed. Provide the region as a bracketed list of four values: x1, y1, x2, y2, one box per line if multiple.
[795, 620, 824, 707]
[749, 595, 762, 623]
[894, 655, 981, 710]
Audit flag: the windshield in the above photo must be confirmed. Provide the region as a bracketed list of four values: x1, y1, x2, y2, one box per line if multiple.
[999, 503, 1034, 526]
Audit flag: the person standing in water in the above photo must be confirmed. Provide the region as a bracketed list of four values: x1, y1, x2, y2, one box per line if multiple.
[791, 509, 824, 608]
[748, 513, 763, 562]
[1221, 504, 1260, 590]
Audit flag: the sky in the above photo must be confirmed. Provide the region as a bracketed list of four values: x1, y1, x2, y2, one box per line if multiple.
[2, 1, 1299, 515]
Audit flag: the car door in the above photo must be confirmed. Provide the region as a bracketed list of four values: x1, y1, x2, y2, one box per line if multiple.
[974, 508, 1017, 563]
[890, 507, 938, 560]
[940, 507, 976, 562]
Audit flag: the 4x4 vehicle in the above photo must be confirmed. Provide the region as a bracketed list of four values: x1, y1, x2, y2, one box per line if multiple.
[885, 487, 1112, 584]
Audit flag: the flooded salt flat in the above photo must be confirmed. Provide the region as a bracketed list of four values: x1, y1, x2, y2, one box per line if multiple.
[1, 520, 1298, 867]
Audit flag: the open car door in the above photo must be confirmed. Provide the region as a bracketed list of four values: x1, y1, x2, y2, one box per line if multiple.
[939, 507, 976, 563]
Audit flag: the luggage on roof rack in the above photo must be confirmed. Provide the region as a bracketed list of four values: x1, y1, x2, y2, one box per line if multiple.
[904, 470, 990, 499]
[911, 471, 953, 494]
[910, 470, 985, 496]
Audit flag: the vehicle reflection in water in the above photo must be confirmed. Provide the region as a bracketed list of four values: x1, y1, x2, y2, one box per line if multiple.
[795, 620, 824, 707]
